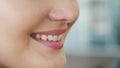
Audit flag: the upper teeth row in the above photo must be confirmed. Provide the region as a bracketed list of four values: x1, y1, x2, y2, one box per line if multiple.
[35, 34, 63, 42]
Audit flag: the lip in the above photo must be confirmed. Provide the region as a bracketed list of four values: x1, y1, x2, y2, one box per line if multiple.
[30, 29, 66, 50]
[31, 29, 66, 35]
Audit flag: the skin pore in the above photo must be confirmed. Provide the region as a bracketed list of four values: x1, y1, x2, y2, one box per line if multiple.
[0, 0, 79, 68]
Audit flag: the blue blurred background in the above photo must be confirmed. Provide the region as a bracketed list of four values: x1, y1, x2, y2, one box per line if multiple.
[64, 0, 120, 68]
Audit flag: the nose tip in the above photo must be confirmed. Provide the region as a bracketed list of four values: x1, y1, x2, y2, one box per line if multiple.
[48, 9, 74, 23]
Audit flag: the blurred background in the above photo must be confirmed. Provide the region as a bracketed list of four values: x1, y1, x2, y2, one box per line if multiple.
[64, 0, 120, 68]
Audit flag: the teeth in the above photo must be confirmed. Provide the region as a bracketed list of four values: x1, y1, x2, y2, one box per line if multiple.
[34, 34, 63, 42]
[41, 35, 47, 41]
[48, 35, 53, 41]
[58, 35, 63, 41]
[53, 35, 58, 42]
[36, 34, 41, 39]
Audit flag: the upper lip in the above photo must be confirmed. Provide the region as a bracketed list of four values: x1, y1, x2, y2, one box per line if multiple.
[31, 29, 66, 35]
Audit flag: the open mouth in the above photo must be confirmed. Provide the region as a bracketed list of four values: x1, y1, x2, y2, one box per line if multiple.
[30, 29, 66, 50]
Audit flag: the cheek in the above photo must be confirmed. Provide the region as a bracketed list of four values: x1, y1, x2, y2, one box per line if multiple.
[0, 16, 29, 59]
[0, 1, 49, 61]
[0, 8, 40, 62]
[0, 1, 45, 36]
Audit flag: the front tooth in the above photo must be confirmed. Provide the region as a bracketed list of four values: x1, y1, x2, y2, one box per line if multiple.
[41, 35, 47, 41]
[48, 35, 53, 41]
[36, 34, 41, 39]
[53, 35, 58, 42]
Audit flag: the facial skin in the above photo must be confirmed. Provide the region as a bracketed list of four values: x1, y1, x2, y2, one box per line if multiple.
[0, 0, 79, 68]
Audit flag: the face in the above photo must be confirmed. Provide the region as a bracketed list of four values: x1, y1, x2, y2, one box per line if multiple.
[0, 0, 79, 68]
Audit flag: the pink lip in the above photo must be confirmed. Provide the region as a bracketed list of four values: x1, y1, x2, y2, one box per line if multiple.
[31, 29, 66, 50]
[32, 29, 66, 35]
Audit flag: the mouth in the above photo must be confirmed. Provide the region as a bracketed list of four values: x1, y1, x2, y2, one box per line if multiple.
[30, 29, 66, 50]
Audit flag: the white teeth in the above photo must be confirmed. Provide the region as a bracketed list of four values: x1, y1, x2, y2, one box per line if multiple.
[53, 35, 58, 42]
[41, 35, 47, 41]
[58, 35, 63, 41]
[48, 35, 53, 41]
[36, 34, 41, 39]
[34, 34, 63, 42]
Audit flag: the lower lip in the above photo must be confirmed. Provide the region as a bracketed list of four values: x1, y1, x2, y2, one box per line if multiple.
[34, 39, 64, 50]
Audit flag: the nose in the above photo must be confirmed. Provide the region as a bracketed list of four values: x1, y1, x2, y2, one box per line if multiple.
[48, 1, 79, 23]
[49, 9, 73, 23]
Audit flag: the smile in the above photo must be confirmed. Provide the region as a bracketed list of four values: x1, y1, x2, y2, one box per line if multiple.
[30, 29, 66, 50]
